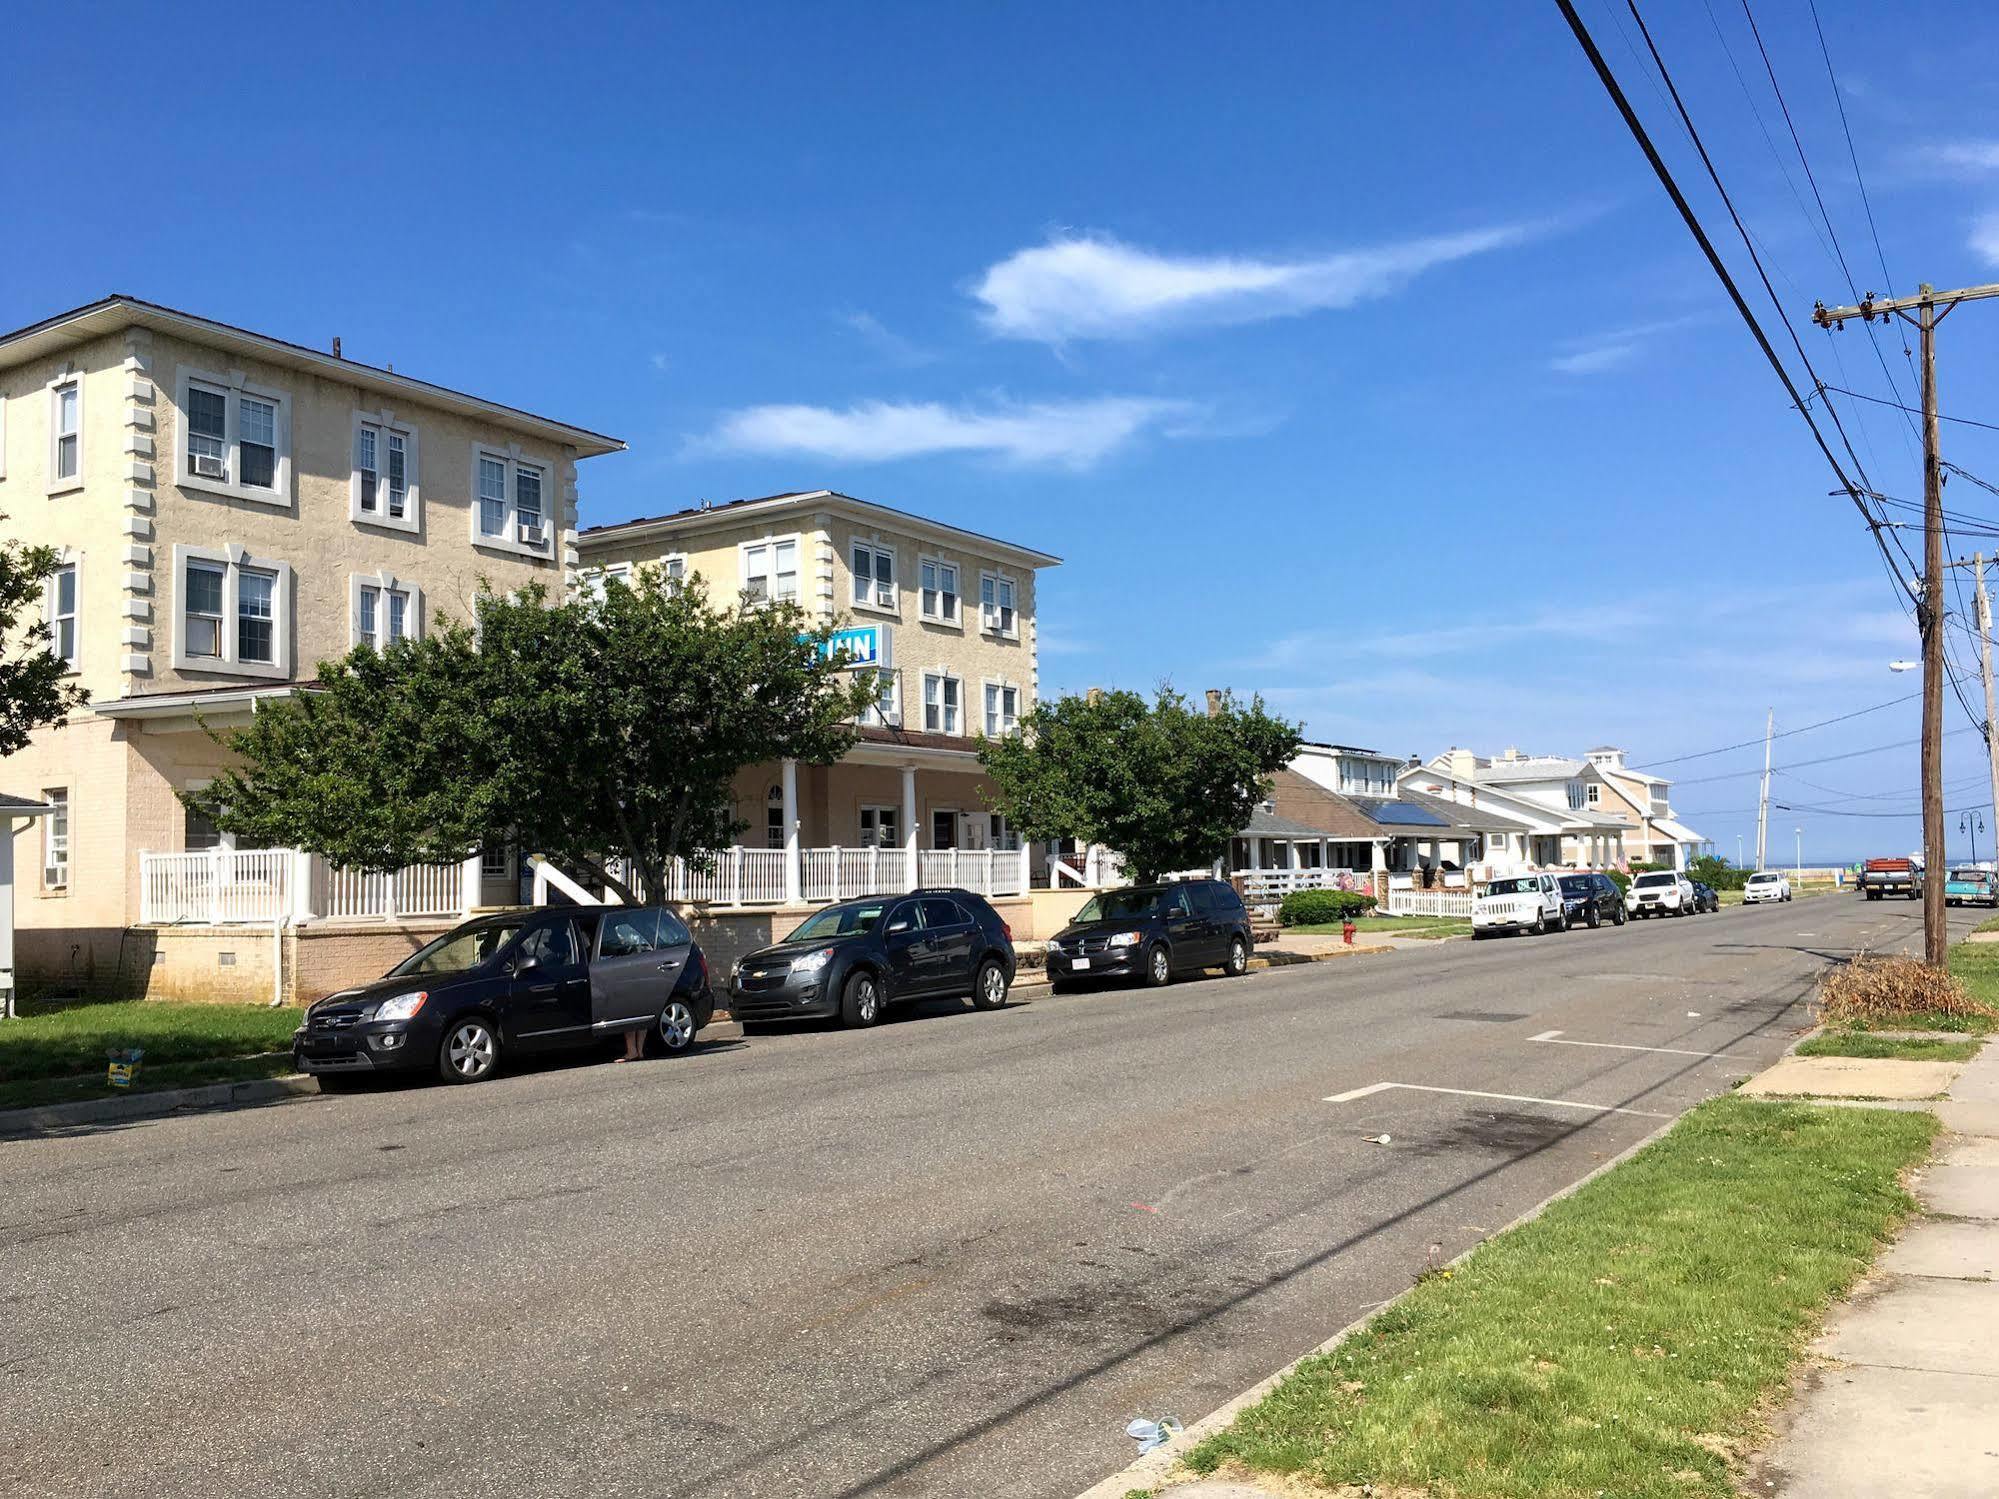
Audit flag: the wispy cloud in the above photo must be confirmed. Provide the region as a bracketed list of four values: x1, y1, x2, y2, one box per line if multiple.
[1915, 140, 1999, 175]
[1548, 315, 1705, 377]
[648, 352, 671, 373]
[693, 395, 1197, 470]
[839, 311, 935, 367]
[972, 225, 1542, 343]
[1972, 211, 1999, 267]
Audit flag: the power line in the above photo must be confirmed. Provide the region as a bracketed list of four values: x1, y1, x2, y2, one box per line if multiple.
[1670, 725, 1981, 786]
[1630, 692, 1919, 769]
[1812, 384, 1999, 436]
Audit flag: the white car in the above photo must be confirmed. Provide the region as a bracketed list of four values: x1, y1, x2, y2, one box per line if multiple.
[1743, 870, 1792, 904]
[1472, 873, 1566, 938]
[1626, 870, 1695, 918]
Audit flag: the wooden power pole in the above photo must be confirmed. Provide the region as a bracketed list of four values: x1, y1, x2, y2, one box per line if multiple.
[1816, 282, 1999, 964]
[1976, 555, 1999, 877]
[1754, 708, 1774, 870]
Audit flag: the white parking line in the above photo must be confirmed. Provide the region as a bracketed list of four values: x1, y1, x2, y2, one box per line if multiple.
[1321, 1081, 1671, 1118]
[1529, 1029, 1748, 1060]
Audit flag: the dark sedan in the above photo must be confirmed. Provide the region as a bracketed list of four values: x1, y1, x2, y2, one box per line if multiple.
[729, 887, 1015, 1029]
[1687, 879, 1722, 914]
[1557, 873, 1627, 929]
[1046, 878, 1253, 991]
[293, 905, 714, 1088]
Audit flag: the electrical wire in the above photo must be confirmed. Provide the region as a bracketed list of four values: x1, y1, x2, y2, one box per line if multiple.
[1668, 726, 1982, 787]
[1812, 385, 1999, 437]
[1629, 693, 1918, 769]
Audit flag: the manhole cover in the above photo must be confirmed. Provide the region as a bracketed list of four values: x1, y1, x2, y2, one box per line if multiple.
[1436, 1010, 1530, 1022]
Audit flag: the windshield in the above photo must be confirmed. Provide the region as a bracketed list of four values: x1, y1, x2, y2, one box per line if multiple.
[391, 918, 526, 976]
[1487, 877, 1539, 896]
[790, 901, 888, 940]
[1747, 873, 1779, 884]
[1951, 869, 1987, 881]
[1075, 889, 1169, 921]
[1558, 876, 1591, 895]
[1634, 872, 1677, 888]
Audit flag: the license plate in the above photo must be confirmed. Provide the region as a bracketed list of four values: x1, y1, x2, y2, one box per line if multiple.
[1073, 957, 1091, 970]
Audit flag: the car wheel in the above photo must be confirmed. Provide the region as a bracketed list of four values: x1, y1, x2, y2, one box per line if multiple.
[438, 1016, 499, 1084]
[840, 970, 883, 1028]
[1586, 905, 1601, 929]
[1531, 910, 1547, 935]
[1614, 905, 1627, 926]
[970, 958, 1009, 1011]
[1225, 935, 1250, 976]
[1143, 943, 1172, 987]
[652, 998, 698, 1054]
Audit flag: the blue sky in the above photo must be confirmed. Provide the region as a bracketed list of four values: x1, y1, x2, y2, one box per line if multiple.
[11, 0, 1999, 863]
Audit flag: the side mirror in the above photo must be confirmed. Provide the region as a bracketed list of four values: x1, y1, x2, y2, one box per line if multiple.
[515, 955, 542, 977]
[887, 918, 914, 935]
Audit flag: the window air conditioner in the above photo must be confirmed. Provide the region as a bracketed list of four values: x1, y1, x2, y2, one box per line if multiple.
[516, 520, 547, 547]
[193, 454, 227, 480]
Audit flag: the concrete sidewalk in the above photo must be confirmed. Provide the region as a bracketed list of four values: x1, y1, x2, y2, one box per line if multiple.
[1752, 1039, 1999, 1497]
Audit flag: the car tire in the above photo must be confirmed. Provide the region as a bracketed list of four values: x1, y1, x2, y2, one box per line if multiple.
[1531, 910, 1547, 936]
[1143, 943, 1172, 987]
[970, 958, 1009, 1011]
[1586, 905, 1601, 929]
[651, 998, 699, 1054]
[840, 970, 883, 1028]
[438, 1015, 500, 1084]
[1614, 905, 1627, 926]
[1224, 935, 1250, 976]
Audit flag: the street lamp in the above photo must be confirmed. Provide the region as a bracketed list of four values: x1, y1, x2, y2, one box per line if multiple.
[1961, 811, 1986, 867]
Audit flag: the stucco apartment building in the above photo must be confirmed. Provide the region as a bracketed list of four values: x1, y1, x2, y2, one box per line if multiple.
[0, 296, 622, 998]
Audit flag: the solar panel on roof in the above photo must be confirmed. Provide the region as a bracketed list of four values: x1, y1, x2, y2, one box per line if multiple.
[1369, 801, 1448, 827]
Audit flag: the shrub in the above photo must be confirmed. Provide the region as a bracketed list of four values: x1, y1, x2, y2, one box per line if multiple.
[1814, 952, 1999, 1028]
[1690, 854, 1748, 890]
[1278, 888, 1378, 926]
[1606, 869, 1631, 895]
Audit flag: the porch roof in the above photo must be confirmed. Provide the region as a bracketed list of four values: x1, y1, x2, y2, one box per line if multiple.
[0, 793, 53, 818]
[1239, 807, 1336, 841]
[93, 682, 310, 723]
[1376, 787, 1532, 834]
[1264, 768, 1384, 841]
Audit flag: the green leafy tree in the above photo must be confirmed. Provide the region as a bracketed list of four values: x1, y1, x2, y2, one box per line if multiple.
[1689, 853, 1747, 890]
[977, 686, 1302, 882]
[187, 568, 878, 900]
[1, 518, 89, 755]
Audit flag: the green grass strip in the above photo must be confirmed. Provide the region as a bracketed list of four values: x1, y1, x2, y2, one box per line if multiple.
[1795, 1032, 1981, 1062]
[1185, 1097, 1934, 1499]
[0, 997, 303, 1085]
[0, 1053, 301, 1113]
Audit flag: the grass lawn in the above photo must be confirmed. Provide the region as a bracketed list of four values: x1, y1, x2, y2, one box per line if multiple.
[1183, 1097, 1934, 1499]
[1795, 1031, 1982, 1062]
[1289, 916, 1472, 940]
[0, 997, 303, 1111]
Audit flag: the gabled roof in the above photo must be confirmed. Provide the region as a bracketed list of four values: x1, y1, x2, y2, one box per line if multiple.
[1240, 806, 1338, 840]
[1386, 787, 1533, 833]
[1262, 769, 1384, 841]
[0, 295, 624, 458]
[579, 490, 1061, 569]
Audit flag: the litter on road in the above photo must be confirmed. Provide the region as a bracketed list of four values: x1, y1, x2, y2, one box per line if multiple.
[1126, 1416, 1183, 1455]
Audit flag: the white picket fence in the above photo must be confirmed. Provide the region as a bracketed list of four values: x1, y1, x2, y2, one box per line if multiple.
[314, 861, 466, 920]
[1384, 889, 1476, 918]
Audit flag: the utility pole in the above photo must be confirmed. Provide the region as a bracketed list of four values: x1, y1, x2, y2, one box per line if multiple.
[1816, 283, 1999, 965]
[1754, 708, 1774, 871]
[1976, 554, 1999, 878]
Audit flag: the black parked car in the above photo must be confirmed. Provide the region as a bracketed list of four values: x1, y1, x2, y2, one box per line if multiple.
[293, 905, 714, 1088]
[1557, 873, 1627, 929]
[1045, 878, 1253, 991]
[1688, 879, 1722, 914]
[729, 887, 1016, 1028]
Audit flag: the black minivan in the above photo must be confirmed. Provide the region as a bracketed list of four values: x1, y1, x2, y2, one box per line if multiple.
[1045, 878, 1253, 991]
[293, 905, 714, 1088]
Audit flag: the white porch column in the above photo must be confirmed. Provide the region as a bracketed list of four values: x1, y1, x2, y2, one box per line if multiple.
[295, 850, 319, 921]
[457, 852, 479, 916]
[1319, 837, 1329, 871]
[1248, 838, 1263, 871]
[781, 757, 801, 904]
[1019, 842, 1033, 893]
[1370, 840, 1388, 874]
[901, 763, 919, 890]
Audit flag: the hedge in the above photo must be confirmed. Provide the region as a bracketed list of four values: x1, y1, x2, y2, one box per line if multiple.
[1278, 888, 1378, 925]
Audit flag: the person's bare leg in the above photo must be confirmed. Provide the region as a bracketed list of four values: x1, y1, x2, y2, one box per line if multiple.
[621, 1029, 645, 1062]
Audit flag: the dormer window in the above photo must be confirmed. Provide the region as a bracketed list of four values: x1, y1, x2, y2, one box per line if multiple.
[1566, 780, 1586, 811]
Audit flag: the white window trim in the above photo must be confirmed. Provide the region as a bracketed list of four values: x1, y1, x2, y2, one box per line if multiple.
[922, 669, 963, 736]
[738, 532, 803, 607]
[849, 539, 899, 617]
[347, 571, 424, 650]
[350, 407, 422, 533]
[980, 677, 1021, 738]
[859, 666, 901, 728]
[468, 440, 558, 559]
[45, 547, 81, 676]
[917, 553, 962, 628]
[859, 803, 901, 848]
[481, 843, 515, 879]
[42, 786, 69, 891]
[47, 368, 84, 497]
[173, 366, 293, 507]
[170, 542, 295, 680]
[979, 568, 1019, 639]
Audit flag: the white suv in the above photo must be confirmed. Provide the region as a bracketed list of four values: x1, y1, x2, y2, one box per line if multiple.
[1626, 870, 1695, 918]
[1473, 872, 1566, 938]
[1743, 871, 1791, 904]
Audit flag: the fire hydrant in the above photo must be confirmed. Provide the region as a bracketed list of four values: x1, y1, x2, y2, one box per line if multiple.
[1342, 916, 1357, 946]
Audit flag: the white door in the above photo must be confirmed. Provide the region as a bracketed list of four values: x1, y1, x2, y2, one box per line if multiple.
[959, 813, 989, 851]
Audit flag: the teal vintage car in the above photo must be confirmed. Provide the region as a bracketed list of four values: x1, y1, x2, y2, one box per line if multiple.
[1944, 867, 1998, 908]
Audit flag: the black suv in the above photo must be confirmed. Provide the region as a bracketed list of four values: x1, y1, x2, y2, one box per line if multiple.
[1557, 873, 1626, 929]
[293, 905, 715, 1088]
[729, 887, 1016, 1028]
[1046, 878, 1253, 991]
[1687, 879, 1722, 914]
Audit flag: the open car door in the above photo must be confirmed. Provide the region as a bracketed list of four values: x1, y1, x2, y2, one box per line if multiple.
[590, 906, 682, 1032]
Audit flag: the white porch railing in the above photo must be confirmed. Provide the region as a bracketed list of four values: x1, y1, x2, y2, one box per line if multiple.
[1046, 847, 1129, 889]
[1236, 868, 1374, 904]
[315, 861, 466, 921]
[665, 847, 791, 906]
[140, 849, 294, 925]
[666, 844, 1028, 906]
[1385, 889, 1476, 918]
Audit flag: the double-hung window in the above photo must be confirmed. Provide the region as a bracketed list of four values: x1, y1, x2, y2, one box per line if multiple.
[983, 683, 1019, 737]
[923, 672, 961, 734]
[178, 371, 289, 502]
[352, 417, 418, 527]
[741, 538, 799, 604]
[980, 571, 1016, 636]
[237, 569, 277, 665]
[175, 546, 293, 677]
[48, 563, 78, 669]
[238, 397, 277, 489]
[43, 788, 69, 889]
[470, 444, 553, 554]
[851, 542, 895, 609]
[515, 463, 544, 539]
[185, 562, 226, 659]
[51, 379, 81, 486]
[859, 668, 899, 727]
[187, 387, 227, 476]
[919, 558, 959, 623]
[478, 456, 508, 536]
[352, 575, 421, 650]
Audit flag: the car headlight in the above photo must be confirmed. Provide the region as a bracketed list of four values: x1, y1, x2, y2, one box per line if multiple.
[790, 947, 837, 974]
[374, 991, 428, 1022]
[1107, 930, 1145, 949]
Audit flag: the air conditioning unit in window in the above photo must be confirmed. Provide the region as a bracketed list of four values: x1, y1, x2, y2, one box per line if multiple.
[192, 454, 227, 480]
[516, 520, 547, 547]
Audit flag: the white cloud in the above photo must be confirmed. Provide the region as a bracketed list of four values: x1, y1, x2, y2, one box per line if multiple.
[972, 225, 1538, 342]
[694, 395, 1196, 470]
[649, 352, 671, 373]
[1972, 211, 1999, 267]
[1920, 140, 1999, 175]
[839, 311, 934, 367]
[1548, 315, 1704, 377]
[1550, 343, 1638, 375]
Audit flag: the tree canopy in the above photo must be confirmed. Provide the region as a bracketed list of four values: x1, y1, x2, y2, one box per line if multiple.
[977, 686, 1301, 882]
[187, 568, 878, 899]
[0, 518, 89, 756]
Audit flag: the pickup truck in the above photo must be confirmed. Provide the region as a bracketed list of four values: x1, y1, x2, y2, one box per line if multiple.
[1860, 857, 1922, 901]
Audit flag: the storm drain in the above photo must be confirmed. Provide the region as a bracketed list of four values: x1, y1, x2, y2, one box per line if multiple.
[1435, 1010, 1531, 1023]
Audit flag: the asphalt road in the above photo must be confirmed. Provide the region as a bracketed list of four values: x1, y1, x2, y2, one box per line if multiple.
[0, 893, 1961, 1499]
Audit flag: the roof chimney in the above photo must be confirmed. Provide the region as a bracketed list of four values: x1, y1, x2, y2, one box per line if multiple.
[1205, 689, 1224, 718]
[331, 336, 342, 359]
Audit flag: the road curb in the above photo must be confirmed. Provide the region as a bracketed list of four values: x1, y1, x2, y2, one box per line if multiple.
[0, 1073, 321, 1137]
[1072, 1108, 1687, 1499]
